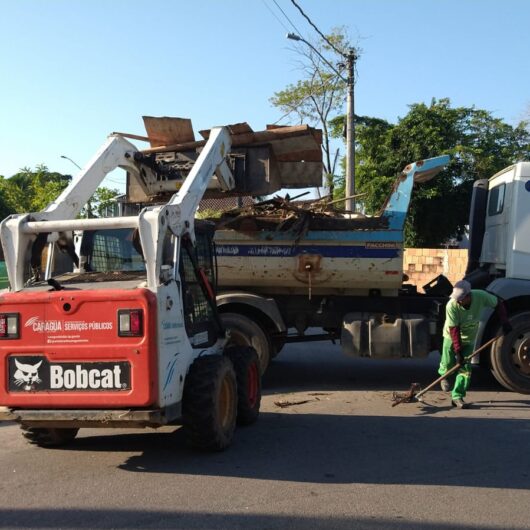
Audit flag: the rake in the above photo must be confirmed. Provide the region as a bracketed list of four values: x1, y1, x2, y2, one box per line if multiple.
[391, 336, 499, 406]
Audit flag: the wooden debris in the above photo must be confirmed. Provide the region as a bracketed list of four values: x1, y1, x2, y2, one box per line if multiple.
[274, 399, 313, 408]
[142, 116, 195, 148]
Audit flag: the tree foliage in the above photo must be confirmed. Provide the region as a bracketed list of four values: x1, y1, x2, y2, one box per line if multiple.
[0, 165, 71, 214]
[81, 186, 122, 218]
[331, 98, 530, 247]
[0, 165, 120, 220]
[270, 27, 353, 191]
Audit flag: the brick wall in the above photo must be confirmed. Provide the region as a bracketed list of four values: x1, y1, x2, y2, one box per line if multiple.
[403, 248, 468, 293]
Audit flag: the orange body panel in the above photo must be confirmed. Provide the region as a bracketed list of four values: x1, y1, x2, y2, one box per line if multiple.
[0, 288, 158, 408]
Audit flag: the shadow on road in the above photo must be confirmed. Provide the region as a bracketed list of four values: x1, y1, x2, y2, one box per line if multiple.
[44, 342, 529, 490]
[263, 345, 506, 394]
[0, 508, 513, 530]
[64, 410, 530, 491]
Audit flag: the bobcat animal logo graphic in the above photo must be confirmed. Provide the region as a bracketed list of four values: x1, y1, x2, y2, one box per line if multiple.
[13, 359, 43, 391]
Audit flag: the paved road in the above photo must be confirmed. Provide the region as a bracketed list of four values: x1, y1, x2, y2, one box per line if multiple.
[1, 342, 530, 529]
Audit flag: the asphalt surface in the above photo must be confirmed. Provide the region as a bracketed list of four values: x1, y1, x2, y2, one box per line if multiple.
[1, 341, 530, 530]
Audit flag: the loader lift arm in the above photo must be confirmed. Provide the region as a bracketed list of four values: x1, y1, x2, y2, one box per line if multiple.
[0, 127, 234, 292]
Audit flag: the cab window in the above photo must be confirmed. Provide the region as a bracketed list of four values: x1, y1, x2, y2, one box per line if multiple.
[488, 184, 505, 217]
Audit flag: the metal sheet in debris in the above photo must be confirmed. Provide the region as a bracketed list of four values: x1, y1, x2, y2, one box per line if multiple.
[142, 116, 195, 147]
[269, 135, 321, 158]
[277, 161, 322, 187]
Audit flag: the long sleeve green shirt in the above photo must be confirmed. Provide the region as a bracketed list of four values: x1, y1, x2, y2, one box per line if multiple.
[442, 290, 498, 344]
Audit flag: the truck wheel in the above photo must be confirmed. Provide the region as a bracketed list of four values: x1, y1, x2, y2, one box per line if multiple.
[20, 427, 79, 447]
[220, 312, 271, 375]
[224, 346, 261, 425]
[182, 355, 237, 451]
[490, 311, 530, 394]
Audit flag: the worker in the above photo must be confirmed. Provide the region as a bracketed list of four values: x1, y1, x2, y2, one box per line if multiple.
[439, 279, 512, 408]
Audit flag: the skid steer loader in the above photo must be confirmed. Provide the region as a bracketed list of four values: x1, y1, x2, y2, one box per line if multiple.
[0, 126, 261, 451]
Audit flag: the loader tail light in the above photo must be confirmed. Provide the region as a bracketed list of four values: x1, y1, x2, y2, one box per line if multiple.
[0, 313, 19, 339]
[118, 309, 143, 337]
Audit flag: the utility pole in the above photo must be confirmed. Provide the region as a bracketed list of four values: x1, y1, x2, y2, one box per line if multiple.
[345, 48, 357, 212]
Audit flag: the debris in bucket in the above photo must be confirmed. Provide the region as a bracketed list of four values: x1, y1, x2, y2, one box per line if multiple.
[212, 192, 378, 244]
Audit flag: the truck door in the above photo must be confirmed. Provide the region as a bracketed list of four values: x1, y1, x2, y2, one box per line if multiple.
[481, 178, 510, 269]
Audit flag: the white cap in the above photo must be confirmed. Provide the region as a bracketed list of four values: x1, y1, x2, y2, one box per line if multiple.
[450, 280, 471, 302]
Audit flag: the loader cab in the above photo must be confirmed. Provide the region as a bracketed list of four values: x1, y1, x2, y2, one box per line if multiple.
[25, 219, 222, 347]
[79, 228, 146, 274]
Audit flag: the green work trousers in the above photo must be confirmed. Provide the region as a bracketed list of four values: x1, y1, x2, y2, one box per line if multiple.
[438, 338, 474, 400]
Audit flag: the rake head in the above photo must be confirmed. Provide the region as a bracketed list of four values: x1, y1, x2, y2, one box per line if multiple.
[391, 382, 423, 407]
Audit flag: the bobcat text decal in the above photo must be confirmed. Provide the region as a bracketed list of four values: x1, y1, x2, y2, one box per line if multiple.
[50, 365, 125, 390]
[8, 356, 131, 392]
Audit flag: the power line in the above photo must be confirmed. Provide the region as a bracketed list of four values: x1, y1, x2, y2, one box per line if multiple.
[272, 0, 304, 36]
[104, 178, 124, 185]
[289, 0, 345, 58]
[261, 0, 290, 32]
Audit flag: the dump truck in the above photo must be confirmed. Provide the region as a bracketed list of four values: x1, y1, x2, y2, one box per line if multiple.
[211, 158, 530, 394]
[212, 156, 452, 370]
[0, 126, 262, 450]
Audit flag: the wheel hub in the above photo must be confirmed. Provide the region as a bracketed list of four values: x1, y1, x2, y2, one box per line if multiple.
[219, 376, 236, 430]
[512, 335, 530, 375]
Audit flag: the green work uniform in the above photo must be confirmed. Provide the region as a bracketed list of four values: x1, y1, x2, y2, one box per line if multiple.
[439, 290, 498, 399]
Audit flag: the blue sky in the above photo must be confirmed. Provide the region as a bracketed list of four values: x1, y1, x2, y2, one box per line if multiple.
[1, 0, 529, 191]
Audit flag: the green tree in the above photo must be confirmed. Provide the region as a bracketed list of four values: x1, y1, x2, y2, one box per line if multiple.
[81, 187, 121, 218]
[0, 165, 120, 219]
[332, 98, 530, 247]
[0, 176, 18, 221]
[270, 27, 353, 193]
[1, 165, 71, 213]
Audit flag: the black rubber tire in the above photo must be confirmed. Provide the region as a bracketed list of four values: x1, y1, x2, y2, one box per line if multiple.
[220, 312, 271, 376]
[21, 427, 79, 447]
[182, 355, 237, 451]
[490, 311, 530, 394]
[224, 345, 261, 426]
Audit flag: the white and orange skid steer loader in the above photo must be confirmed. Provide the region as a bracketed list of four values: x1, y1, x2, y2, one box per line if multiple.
[0, 126, 261, 450]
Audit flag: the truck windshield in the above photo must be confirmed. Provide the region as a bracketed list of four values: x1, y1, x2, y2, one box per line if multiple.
[80, 228, 145, 273]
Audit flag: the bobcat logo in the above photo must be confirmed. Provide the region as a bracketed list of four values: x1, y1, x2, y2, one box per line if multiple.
[13, 359, 43, 391]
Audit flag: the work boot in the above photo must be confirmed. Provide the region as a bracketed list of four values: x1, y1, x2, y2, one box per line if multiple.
[440, 379, 451, 392]
[451, 398, 469, 409]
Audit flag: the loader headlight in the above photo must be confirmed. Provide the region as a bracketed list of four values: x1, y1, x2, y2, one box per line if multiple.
[0, 313, 19, 339]
[118, 309, 143, 337]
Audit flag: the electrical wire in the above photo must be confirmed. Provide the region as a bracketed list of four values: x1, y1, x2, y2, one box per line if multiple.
[261, 0, 290, 32]
[289, 0, 346, 57]
[262, 1, 348, 126]
[272, 0, 305, 36]
[102, 176, 125, 186]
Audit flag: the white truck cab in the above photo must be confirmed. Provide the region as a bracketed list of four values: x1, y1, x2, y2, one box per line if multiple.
[467, 161, 530, 393]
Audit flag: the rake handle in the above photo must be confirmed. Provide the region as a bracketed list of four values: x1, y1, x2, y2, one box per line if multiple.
[414, 335, 499, 401]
